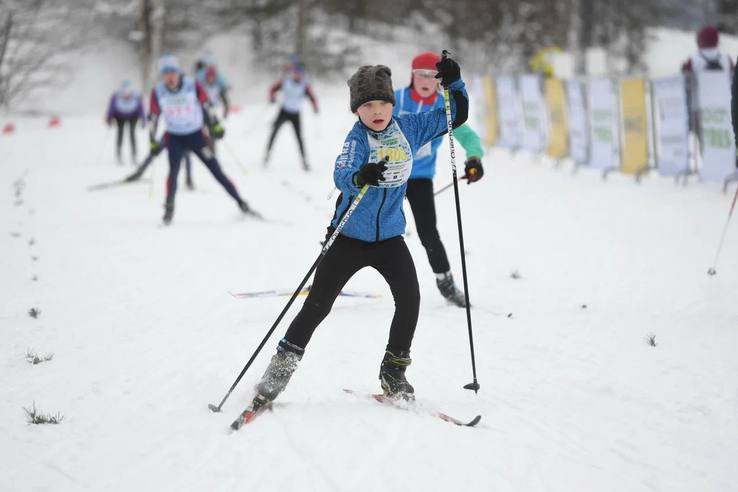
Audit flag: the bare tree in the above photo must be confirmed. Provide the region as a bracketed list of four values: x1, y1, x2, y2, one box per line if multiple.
[716, 0, 738, 34]
[0, 0, 84, 108]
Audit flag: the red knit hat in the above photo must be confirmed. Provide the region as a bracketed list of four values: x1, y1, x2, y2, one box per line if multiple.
[412, 51, 441, 70]
[697, 26, 719, 49]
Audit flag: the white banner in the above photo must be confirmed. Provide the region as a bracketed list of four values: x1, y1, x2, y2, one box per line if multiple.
[496, 76, 521, 149]
[566, 80, 589, 165]
[587, 79, 619, 170]
[519, 74, 548, 153]
[696, 71, 736, 182]
[651, 76, 690, 176]
[470, 75, 486, 134]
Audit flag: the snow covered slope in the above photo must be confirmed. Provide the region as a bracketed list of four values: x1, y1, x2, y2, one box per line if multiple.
[2, 76, 738, 492]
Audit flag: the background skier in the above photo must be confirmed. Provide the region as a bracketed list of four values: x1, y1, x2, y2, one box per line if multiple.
[394, 51, 484, 307]
[264, 61, 319, 170]
[105, 80, 145, 165]
[148, 54, 253, 224]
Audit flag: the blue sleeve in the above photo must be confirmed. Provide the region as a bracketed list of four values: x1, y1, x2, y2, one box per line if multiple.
[400, 79, 467, 150]
[392, 89, 403, 117]
[334, 127, 369, 193]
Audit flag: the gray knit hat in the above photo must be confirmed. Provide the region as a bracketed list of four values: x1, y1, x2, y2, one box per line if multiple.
[348, 65, 396, 113]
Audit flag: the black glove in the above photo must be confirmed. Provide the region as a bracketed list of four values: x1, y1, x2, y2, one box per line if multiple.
[353, 158, 388, 187]
[462, 156, 484, 184]
[435, 54, 461, 88]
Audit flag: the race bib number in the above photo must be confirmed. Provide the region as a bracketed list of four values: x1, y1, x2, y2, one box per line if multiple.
[368, 121, 413, 188]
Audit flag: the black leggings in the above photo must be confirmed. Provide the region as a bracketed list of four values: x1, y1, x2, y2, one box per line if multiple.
[266, 109, 305, 158]
[285, 234, 420, 353]
[165, 131, 242, 206]
[115, 117, 137, 156]
[405, 178, 451, 274]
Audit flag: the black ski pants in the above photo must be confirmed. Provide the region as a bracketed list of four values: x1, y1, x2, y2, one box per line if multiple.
[285, 234, 420, 353]
[115, 117, 138, 157]
[266, 109, 305, 159]
[405, 178, 451, 274]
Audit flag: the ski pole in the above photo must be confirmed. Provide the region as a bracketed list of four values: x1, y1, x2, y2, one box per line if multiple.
[435, 168, 479, 197]
[434, 182, 453, 196]
[707, 184, 738, 276]
[209, 184, 371, 413]
[221, 138, 249, 174]
[440, 50, 480, 394]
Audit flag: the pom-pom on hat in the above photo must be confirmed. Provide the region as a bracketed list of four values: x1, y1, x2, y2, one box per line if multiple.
[348, 65, 395, 113]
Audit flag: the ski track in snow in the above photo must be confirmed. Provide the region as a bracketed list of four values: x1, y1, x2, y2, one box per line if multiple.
[1, 104, 738, 492]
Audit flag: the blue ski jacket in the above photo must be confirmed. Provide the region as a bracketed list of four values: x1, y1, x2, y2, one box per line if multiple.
[331, 78, 468, 242]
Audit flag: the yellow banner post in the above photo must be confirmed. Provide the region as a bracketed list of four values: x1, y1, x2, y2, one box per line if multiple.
[544, 78, 568, 158]
[619, 79, 649, 175]
[482, 75, 498, 146]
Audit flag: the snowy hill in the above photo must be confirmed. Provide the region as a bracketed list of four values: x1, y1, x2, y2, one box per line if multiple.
[2, 30, 738, 492]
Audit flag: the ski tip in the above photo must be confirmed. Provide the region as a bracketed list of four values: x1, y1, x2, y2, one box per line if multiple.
[230, 420, 242, 431]
[467, 415, 482, 427]
[208, 403, 221, 413]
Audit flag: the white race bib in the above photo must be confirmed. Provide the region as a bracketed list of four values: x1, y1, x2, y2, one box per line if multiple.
[367, 120, 413, 188]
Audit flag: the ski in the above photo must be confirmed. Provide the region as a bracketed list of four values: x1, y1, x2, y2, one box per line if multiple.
[230, 288, 310, 299]
[230, 284, 380, 300]
[342, 389, 481, 427]
[230, 395, 274, 431]
[87, 178, 150, 192]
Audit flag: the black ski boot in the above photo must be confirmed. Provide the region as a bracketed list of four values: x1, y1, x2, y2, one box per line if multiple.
[255, 338, 304, 402]
[162, 201, 174, 225]
[186, 176, 195, 190]
[436, 271, 467, 308]
[239, 200, 263, 219]
[379, 350, 415, 401]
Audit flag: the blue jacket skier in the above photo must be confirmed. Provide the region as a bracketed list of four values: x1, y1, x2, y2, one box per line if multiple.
[240, 55, 468, 420]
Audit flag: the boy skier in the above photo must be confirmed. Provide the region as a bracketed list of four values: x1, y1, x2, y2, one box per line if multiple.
[148, 55, 254, 225]
[394, 51, 484, 307]
[106, 80, 146, 165]
[264, 62, 319, 170]
[237, 54, 469, 422]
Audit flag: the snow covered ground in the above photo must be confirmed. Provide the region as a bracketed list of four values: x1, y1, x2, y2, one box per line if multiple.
[3, 75, 738, 491]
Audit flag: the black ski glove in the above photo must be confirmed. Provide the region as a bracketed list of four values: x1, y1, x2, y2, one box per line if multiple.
[462, 156, 484, 184]
[353, 158, 388, 187]
[435, 55, 461, 88]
